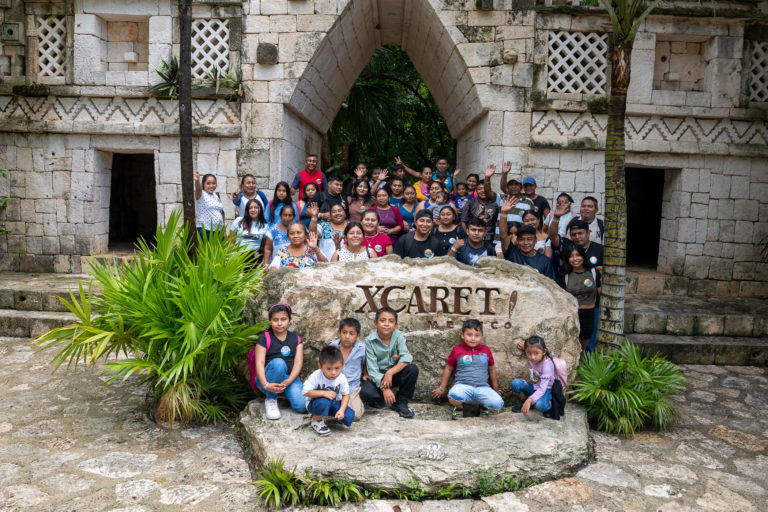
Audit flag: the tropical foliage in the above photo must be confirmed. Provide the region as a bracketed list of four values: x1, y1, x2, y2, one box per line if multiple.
[569, 340, 686, 436]
[149, 56, 181, 99]
[35, 211, 266, 426]
[326, 45, 455, 174]
[597, 0, 662, 346]
[254, 457, 533, 508]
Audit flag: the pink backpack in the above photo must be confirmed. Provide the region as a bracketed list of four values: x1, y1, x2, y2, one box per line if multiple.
[248, 332, 271, 390]
[551, 354, 568, 387]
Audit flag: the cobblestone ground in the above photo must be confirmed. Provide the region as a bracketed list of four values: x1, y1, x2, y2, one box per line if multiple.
[1, 336, 766, 511]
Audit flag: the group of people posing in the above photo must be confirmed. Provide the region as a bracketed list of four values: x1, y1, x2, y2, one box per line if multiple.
[195, 154, 605, 355]
[248, 303, 565, 435]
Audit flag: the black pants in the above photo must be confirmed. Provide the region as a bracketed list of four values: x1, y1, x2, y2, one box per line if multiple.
[360, 364, 419, 406]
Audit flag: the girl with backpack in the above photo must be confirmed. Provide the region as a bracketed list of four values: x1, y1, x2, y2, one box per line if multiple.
[557, 245, 601, 356]
[248, 303, 307, 420]
[510, 336, 557, 417]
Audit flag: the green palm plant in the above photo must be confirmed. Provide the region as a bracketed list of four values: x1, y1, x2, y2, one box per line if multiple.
[149, 56, 182, 99]
[35, 211, 266, 426]
[569, 340, 686, 436]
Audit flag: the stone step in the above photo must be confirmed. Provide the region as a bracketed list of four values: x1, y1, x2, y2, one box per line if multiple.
[81, 253, 134, 272]
[629, 333, 768, 366]
[624, 267, 757, 298]
[0, 309, 78, 338]
[624, 295, 768, 338]
[0, 271, 95, 312]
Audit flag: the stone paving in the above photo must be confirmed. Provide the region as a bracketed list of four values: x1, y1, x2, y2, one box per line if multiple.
[1, 335, 767, 511]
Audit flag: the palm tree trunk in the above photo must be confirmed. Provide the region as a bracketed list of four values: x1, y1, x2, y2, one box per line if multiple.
[178, 0, 197, 255]
[598, 42, 631, 347]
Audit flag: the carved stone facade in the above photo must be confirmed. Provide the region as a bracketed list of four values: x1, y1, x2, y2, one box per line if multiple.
[0, 0, 766, 296]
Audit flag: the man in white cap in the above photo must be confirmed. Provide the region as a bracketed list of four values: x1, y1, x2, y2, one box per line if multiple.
[523, 177, 550, 218]
[497, 162, 534, 224]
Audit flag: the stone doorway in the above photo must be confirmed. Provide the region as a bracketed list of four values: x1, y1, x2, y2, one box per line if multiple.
[626, 167, 665, 267]
[108, 153, 157, 251]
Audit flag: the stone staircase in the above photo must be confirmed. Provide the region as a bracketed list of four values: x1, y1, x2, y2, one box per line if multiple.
[0, 271, 88, 339]
[624, 268, 768, 365]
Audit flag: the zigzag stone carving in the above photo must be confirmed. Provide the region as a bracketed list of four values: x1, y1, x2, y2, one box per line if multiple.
[531, 110, 768, 146]
[0, 96, 240, 125]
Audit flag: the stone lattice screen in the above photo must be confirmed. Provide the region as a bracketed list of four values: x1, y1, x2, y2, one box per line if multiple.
[749, 41, 768, 103]
[191, 19, 229, 79]
[547, 31, 608, 94]
[36, 15, 67, 78]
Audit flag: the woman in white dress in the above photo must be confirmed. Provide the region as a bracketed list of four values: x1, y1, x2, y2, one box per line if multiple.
[331, 222, 377, 262]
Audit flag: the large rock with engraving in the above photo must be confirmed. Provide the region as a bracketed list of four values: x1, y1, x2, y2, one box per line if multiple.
[244, 256, 580, 402]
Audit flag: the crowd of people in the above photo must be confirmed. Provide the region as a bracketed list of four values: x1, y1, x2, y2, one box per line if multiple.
[247, 303, 566, 432]
[195, 153, 606, 355]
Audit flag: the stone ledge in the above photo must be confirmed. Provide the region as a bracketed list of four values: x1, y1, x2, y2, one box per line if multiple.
[239, 400, 590, 491]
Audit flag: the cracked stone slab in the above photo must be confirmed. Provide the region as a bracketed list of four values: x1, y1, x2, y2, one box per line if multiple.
[76, 452, 158, 478]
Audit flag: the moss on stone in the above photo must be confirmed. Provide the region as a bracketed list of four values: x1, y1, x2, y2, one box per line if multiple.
[531, 90, 553, 109]
[585, 96, 609, 114]
[12, 84, 50, 97]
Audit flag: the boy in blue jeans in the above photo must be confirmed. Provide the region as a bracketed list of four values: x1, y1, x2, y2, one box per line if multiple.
[302, 346, 354, 436]
[432, 319, 504, 419]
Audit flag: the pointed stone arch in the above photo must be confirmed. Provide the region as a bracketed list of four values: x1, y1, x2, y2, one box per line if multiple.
[288, 0, 485, 138]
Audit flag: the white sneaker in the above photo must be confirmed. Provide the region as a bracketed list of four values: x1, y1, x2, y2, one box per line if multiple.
[264, 399, 281, 420]
[311, 419, 330, 436]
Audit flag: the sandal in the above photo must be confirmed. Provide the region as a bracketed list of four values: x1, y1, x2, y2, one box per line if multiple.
[451, 407, 464, 420]
[479, 406, 490, 417]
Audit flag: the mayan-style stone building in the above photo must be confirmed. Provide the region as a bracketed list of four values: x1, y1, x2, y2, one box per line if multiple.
[0, 0, 766, 297]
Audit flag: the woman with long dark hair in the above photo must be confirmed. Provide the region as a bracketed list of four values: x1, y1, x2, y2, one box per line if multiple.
[557, 245, 601, 356]
[266, 181, 297, 224]
[230, 199, 273, 264]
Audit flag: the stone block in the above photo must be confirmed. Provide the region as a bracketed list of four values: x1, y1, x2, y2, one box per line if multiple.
[557, 171, 575, 193]
[26, 171, 53, 199]
[502, 112, 531, 147]
[278, 32, 323, 62]
[106, 71, 126, 86]
[708, 258, 733, 280]
[74, 14, 105, 38]
[82, 0, 160, 16]
[651, 89, 685, 106]
[74, 34, 107, 85]
[633, 312, 667, 334]
[677, 218, 696, 243]
[287, 0, 313, 14]
[468, 10, 506, 26]
[681, 170, 699, 192]
[734, 220, 753, 243]
[148, 16, 172, 44]
[702, 36, 742, 60]
[270, 15, 296, 33]
[244, 15, 270, 34]
[723, 316, 754, 337]
[261, 0, 288, 15]
[683, 255, 710, 279]
[125, 71, 147, 86]
[627, 48, 653, 104]
[574, 171, 593, 192]
[296, 15, 335, 32]
[253, 63, 283, 80]
[685, 91, 710, 107]
[734, 199, 758, 221]
[696, 315, 724, 335]
[457, 42, 503, 67]
[666, 314, 694, 336]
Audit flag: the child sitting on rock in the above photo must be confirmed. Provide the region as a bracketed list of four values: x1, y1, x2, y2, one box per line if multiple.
[329, 317, 368, 420]
[432, 319, 504, 419]
[510, 336, 557, 417]
[302, 346, 355, 436]
[360, 307, 419, 419]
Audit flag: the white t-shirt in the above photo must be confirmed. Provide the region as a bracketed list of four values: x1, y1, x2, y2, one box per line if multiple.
[229, 218, 272, 252]
[196, 191, 225, 230]
[544, 210, 576, 238]
[302, 369, 350, 408]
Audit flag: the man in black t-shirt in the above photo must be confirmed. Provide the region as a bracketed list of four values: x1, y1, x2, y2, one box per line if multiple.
[317, 174, 348, 220]
[394, 210, 445, 259]
[448, 218, 496, 266]
[550, 218, 604, 268]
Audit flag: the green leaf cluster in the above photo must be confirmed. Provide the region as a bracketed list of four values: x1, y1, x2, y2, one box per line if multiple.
[254, 458, 363, 509]
[569, 340, 687, 436]
[254, 458, 534, 508]
[149, 57, 181, 99]
[35, 211, 267, 426]
[327, 45, 455, 172]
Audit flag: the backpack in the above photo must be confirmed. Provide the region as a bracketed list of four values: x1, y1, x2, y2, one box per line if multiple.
[550, 354, 569, 387]
[247, 332, 271, 390]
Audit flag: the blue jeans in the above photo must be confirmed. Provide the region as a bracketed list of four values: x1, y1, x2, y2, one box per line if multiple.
[307, 397, 355, 427]
[510, 379, 552, 412]
[447, 383, 504, 410]
[255, 358, 307, 413]
[587, 306, 599, 352]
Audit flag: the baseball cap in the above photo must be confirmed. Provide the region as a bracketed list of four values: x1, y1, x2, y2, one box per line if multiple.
[523, 177, 536, 186]
[517, 225, 537, 237]
[567, 219, 590, 232]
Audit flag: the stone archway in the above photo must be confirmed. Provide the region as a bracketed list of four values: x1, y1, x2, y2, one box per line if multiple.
[274, 0, 497, 183]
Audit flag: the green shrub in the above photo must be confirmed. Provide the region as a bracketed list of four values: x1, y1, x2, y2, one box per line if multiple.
[569, 339, 687, 436]
[35, 211, 266, 426]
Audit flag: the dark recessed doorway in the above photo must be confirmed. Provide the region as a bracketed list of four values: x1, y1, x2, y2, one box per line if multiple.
[626, 167, 665, 267]
[109, 153, 157, 251]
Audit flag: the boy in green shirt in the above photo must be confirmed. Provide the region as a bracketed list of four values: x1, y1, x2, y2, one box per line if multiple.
[360, 307, 419, 418]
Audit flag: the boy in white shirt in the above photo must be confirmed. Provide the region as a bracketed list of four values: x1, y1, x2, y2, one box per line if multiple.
[302, 345, 354, 436]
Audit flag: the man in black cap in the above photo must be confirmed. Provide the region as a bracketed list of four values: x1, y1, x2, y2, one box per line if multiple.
[551, 217, 604, 269]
